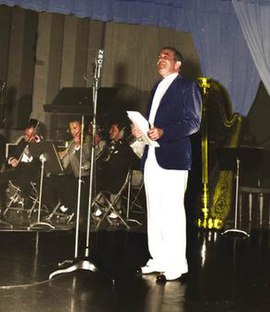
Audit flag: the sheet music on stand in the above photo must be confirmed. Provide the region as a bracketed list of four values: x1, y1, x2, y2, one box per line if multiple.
[127, 111, 159, 147]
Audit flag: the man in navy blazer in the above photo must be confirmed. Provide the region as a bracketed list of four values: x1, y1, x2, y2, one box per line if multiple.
[141, 73, 201, 170]
[133, 47, 201, 283]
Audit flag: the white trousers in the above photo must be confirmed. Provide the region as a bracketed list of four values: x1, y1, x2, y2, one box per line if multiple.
[144, 149, 188, 275]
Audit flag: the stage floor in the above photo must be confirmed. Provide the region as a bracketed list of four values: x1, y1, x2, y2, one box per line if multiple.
[0, 225, 269, 312]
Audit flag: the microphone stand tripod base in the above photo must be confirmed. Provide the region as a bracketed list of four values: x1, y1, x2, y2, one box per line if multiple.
[222, 228, 250, 237]
[28, 221, 55, 230]
[126, 218, 142, 227]
[49, 258, 98, 280]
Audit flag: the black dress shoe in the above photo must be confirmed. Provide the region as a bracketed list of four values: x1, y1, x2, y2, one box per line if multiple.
[156, 274, 167, 284]
[156, 272, 184, 283]
[136, 265, 161, 275]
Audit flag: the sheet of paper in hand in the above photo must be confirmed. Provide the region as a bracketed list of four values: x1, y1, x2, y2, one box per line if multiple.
[127, 111, 159, 147]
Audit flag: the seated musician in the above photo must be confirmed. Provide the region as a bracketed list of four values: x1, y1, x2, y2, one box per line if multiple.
[0, 119, 42, 208]
[51, 119, 91, 216]
[87, 121, 107, 161]
[93, 121, 140, 219]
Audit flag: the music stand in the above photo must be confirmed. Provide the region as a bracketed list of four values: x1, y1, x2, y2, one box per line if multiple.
[220, 146, 265, 237]
[28, 142, 64, 230]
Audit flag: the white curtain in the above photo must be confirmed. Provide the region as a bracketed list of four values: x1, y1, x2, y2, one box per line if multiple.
[183, 2, 260, 115]
[233, 0, 270, 97]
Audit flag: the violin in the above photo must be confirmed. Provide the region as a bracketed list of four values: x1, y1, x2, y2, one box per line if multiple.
[27, 134, 41, 143]
[58, 140, 73, 160]
[24, 125, 41, 143]
[8, 120, 42, 167]
[9, 134, 41, 167]
[16, 128, 41, 163]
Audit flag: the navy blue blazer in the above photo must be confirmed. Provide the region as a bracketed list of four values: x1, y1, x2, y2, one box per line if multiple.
[141, 75, 202, 170]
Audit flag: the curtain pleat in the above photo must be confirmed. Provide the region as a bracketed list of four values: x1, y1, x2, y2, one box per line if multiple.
[1, 0, 268, 115]
[233, 0, 270, 100]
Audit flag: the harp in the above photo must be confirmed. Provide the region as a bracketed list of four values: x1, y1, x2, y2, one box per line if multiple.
[197, 78, 242, 229]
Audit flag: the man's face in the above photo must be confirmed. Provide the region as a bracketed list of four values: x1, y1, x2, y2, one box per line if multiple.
[157, 49, 181, 78]
[69, 121, 81, 138]
[109, 124, 121, 141]
[24, 127, 36, 141]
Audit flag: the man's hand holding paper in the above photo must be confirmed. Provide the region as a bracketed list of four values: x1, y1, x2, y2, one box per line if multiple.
[127, 111, 160, 147]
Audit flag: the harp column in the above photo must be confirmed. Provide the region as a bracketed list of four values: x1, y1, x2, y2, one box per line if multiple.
[197, 77, 211, 229]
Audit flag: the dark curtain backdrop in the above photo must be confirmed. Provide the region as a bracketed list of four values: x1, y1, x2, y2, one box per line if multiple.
[1, 0, 269, 116]
[0, 6, 200, 134]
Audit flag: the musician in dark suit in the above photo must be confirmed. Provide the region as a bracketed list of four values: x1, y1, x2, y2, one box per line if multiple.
[132, 47, 201, 283]
[0, 119, 42, 206]
[93, 121, 139, 218]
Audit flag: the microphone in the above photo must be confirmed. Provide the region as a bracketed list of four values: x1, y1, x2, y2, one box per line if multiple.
[94, 49, 104, 80]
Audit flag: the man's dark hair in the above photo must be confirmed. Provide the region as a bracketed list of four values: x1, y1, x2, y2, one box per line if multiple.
[160, 46, 184, 63]
[25, 118, 39, 130]
[109, 121, 125, 133]
[109, 121, 131, 139]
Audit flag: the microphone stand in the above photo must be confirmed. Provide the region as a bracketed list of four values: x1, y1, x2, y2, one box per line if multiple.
[85, 49, 104, 257]
[29, 154, 55, 230]
[49, 50, 104, 279]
